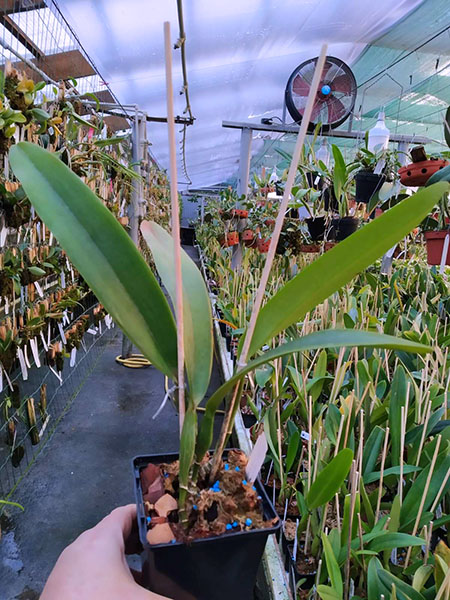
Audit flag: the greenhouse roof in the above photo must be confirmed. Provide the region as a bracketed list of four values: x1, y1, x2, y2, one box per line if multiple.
[2, 0, 450, 188]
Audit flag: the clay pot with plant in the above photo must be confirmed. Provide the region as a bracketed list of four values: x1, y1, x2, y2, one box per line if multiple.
[420, 164, 450, 266]
[399, 145, 449, 187]
[10, 142, 447, 600]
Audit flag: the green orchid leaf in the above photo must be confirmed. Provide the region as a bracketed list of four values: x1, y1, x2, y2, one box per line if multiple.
[9, 142, 177, 378]
[307, 449, 353, 510]
[141, 221, 213, 405]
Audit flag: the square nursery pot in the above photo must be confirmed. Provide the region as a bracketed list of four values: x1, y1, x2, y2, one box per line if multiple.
[330, 216, 359, 241]
[424, 231, 450, 265]
[133, 452, 281, 600]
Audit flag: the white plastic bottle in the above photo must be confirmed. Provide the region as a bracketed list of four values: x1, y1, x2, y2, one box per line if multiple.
[368, 111, 390, 153]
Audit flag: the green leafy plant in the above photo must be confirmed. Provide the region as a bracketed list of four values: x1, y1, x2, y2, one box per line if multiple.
[9, 142, 447, 524]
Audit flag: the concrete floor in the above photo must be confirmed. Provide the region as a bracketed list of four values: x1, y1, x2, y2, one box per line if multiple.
[0, 329, 223, 599]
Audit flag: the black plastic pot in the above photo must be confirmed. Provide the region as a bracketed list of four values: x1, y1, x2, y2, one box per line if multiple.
[355, 170, 385, 204]
[287, 543, 317, 590]
[305, 217, 327, 241]
[330, 216, 359, 241]
[242, 412, 257, 428]
[133, 452, 281, 600]
[180, 226, 196, 245]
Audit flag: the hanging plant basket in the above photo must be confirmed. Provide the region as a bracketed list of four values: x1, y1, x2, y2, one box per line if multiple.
[424, 231, 450, 265]
[219, 231, 239, 247]
[231, 209, 248, 219]
[398, 159, 448, 187]
[241, 229, 256, 247]
[257, 238, 271, 253]
[355, 170, 386, 203]
[133, 451, 280, 600]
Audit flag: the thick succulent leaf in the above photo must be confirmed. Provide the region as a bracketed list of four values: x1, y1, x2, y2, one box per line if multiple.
[9, 142, 177, 377]
[141, 221, 213, 405]
[246, 183, 449, 356]
[196, 329, 432, 461]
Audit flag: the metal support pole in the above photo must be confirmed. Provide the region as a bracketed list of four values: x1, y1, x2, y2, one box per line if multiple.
[121, 109, 142, 358]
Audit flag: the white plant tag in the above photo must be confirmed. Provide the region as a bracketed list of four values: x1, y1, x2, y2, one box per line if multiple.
[34, 281, 44, 298]
[87, 327, 97, 335]
[385, 244, 397, 259]
[246, 433, 268, 483]
[40, 330, 48, 351]
[30, 338, 41, 368]
[63, 310, 69, 325]
[2, 363, 13, 391]
[70, 267, 75, 283]
[49, 365, 62, 384]
[301, 431, 310, 441]
[24, 344, 31, 369]
[439, 233, 449, 274]
[17, 348, 28, 380]
[314, 175, 320, 186]
[70, 347, 77, 367]
[58, 323, 66, 344]
[42, 224, 46, 240]
[49, 232, 53, 245]
[105, 315, 112, 329]
[98, 320, 102, 334]
[36, 222, 41, 243]
[0, 227, 7, 247]
[47, 323, 51, 346]
[60, 271, 66, 289]
[31, 207, 35, 220]
[5, 296, 9, 314]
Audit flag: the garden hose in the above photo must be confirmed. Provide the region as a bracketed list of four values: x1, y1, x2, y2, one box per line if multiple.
[115, 354, 151, 368]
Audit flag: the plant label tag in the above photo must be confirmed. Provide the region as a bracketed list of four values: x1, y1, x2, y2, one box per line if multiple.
[301, 431, 310, 441]
[17, 348, 28, 380]
[24, 344, 32, 369]
[87, 328, 97, 335]
[31, 207, 35, 220]
[98, 320, 102, 334]
[246, 433, 268, 483]
[5, 296, 9, 314]
[105, 315, 112, 329]
[49, 232, 53, 245]
[42, 224, 46, 240]
[49, 365, 62, 384]
[70, 267, 75, 283]
[0, 227, 7, 247]
[63, 311, 69, 326]
[36, 222, 41, 243]
[70, 347, 77, 367]
[385, 244, 397, 259]
[60, 271, 66, 289]
[30, 338, 41, 368]
[314, 175, 320, 186]
[47, 323, 51, 347]
[439, 233, 449, 274]
[40, 331, 48, 352]
[34, 281, 44, 298]
[58, 323, 66, 344]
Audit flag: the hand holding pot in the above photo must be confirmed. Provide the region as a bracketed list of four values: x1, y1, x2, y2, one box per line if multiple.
[41, 504, 170, 600]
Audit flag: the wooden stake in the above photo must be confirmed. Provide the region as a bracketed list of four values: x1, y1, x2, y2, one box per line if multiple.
[375, 426, 390, 522]
[164, 22, 185, 433]
[404, 435, 442, 568]
[237, 44, 328, 368]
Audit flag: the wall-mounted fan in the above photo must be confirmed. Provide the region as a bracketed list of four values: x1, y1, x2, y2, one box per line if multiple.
[285, 56, 357, 130]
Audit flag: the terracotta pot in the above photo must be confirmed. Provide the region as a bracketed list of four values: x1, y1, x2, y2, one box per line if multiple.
[232, 209, 248, 219]
[398, 159, 448, 187]
[220, 231, 239, 247]
[257, 238, 270, 253]
[264, 218, 276, 228]
[424, 231, 450, 265]
[324, 242, 337, 252]
[299, 243, 320, 253]
[241, 229, 256, 247]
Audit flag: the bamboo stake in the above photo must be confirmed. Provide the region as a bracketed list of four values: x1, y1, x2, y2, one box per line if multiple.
[404, 435, 442, 567]
[237, 44, 328, 369]
[375, 426, 390, 522]
[164, 21, 185, 433]
[430, 470, 450, 513]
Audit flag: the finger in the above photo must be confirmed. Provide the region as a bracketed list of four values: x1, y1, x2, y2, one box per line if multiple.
[97, 504, 136, 543]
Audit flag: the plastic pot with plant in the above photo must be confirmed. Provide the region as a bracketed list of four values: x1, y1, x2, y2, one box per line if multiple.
[9, 142, 448, 600]
[354, 133, 400, 205]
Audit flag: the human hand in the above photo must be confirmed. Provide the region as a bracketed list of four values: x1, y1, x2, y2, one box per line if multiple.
[41, 504, 170, 600]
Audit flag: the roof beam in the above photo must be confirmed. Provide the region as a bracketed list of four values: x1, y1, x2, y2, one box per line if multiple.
[0, 0, 46, 16]
[0, 13, 43, 58]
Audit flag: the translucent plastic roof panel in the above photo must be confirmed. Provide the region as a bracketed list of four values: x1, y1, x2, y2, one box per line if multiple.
[56, 0, 424, 188]
[11, 8, 76, 55]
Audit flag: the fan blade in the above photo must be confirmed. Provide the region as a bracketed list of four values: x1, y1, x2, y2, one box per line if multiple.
[327, 97, 347, 123]
[310, 101, 323, 122]
[292, 74, 310, 96]
[321, 60, 333, 79]
[332, 74, 354, 95]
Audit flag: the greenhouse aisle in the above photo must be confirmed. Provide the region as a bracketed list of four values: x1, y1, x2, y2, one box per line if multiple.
[1, 314, 222, 600]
